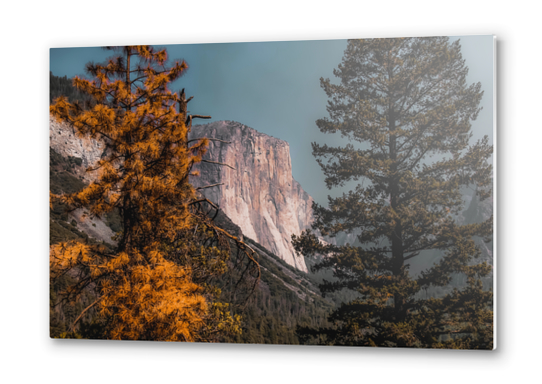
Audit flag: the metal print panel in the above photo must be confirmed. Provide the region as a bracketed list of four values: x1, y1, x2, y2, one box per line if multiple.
[49, 36, 495, 349]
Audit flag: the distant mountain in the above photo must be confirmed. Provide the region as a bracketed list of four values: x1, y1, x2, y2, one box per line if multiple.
[189, 121, 313, 272]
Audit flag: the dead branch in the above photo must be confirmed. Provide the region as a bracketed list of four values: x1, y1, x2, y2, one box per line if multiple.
[212, 226, 260, 277]
[69, 298, 100, 333]
[188, 198, 260, 305]
[189, 198, 219, 210]
[201, 160, 236, 170]
[185, 114, 212, 129]
[187, 138, 231, 145]
[196, 183, 224, 190]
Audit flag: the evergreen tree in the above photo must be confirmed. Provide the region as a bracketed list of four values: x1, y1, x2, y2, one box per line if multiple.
[50, 46, 259, 341]
[293, 37, 493, 349]
[50, 71, 95, 107]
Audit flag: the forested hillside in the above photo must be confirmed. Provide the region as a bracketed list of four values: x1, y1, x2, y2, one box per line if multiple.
[50, 72, 95, 107]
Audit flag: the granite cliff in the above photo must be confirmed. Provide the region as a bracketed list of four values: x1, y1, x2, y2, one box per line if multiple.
[50, 117, 314, 271]
[50, 116, 116, 244]
[189, 121, 312, 272]
[49, 115, 106, 183]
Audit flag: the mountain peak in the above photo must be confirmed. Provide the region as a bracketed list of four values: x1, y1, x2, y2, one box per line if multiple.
[190, 120, 312, 272]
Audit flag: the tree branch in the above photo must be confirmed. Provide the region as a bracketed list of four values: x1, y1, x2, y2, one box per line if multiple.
[201, 160, 236, 170]
[196, 183, 224, 190]
[187, 138, 231, 145]
[69, 298, 100, 333]
[189, 198, 219, 210]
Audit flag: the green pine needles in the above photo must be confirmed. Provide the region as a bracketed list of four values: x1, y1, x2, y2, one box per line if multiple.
[293, 37, 494, 349]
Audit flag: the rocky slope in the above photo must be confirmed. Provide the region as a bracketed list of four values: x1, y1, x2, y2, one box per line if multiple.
[189, 121, 313, 272]
[50, 116, 105, 183]
[50, 116, 116, 245]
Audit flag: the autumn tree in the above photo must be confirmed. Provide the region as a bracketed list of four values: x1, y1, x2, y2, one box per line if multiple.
[293, 37, 493, 349]
[50, 45, 259, 341]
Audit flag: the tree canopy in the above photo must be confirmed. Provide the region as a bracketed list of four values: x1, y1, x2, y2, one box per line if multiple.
[50, 45, 259, 341]
[293, 37, 493, 349]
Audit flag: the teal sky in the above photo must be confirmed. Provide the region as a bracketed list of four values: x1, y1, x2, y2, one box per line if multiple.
[50, 36, 494, 205]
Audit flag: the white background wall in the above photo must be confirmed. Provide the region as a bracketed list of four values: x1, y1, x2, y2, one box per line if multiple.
[1, 1, 538, 382]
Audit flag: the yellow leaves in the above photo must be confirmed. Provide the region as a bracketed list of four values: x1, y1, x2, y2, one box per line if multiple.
[135, 46, 168, 65]
[148, 249, 162, 264]
[51, 233, 217, 340]
[100, 252, 208, 341]
[106, 252, 130, 271]
[50, 242, 94, 282]
[375, 275, 392, 281]
[50, 45, 250, 342]
[49, 192, 62, 209]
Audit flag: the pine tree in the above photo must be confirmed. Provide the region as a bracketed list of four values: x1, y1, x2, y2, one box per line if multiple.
[293, 37, 493, 349]
[50, 46, 259, 341]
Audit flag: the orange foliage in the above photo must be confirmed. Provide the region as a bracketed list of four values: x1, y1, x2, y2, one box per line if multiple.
[50, 46, 257, 341]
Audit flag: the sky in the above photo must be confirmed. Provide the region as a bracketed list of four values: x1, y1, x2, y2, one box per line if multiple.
[50, 35, 494, 205]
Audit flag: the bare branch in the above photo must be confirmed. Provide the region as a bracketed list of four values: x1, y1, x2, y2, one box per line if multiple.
[189, 198, 219, 210]
[70, 298, 100, 332]
[201, 160, 236, 170]
[185, 114, 212, 128]
[187, 138, 231, 145]
[196, 183, 224, 190]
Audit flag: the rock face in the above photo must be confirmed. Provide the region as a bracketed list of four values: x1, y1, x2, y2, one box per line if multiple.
[50, 116, 313, 272]
[50, 116, 105, 183]
[50, 116, 116, 244]
[189, 121, 312, 272]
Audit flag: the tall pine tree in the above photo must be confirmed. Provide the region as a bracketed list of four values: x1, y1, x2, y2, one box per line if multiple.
[293, 37, 493, 349]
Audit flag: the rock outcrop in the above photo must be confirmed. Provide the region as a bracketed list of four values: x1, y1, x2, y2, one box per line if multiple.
[189, 121, 312, 272]
[49, 116, 105, 183]
[50, 116, 115, 244]
[50, 117, 314, 272]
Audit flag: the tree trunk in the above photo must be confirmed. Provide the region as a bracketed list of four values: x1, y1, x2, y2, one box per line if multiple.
[389, 109, 405, 320]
